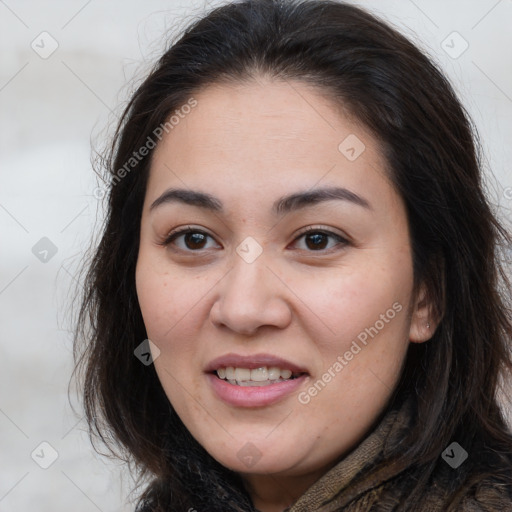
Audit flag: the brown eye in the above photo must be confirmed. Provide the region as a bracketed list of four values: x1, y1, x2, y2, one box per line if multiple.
[304, 232, 329, 250]
[183, 232, 207, 250]
[293, 228, 349, 252]
[163, 228, 219, 252]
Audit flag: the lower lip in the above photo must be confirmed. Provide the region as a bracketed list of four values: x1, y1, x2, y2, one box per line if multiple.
[207, 373, 308, 408]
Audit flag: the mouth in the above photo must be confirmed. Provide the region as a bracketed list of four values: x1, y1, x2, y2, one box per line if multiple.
[205, 353, 309, 407]
[213, 366, 306, 387]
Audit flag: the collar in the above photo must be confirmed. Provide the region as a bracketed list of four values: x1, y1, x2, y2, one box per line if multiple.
[286, 395, 414, 512]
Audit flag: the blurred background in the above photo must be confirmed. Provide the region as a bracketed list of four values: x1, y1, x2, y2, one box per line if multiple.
[0, 0, 511, 510]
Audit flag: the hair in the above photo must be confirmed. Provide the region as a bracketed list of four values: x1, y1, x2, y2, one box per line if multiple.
[73, 0, 512, 510]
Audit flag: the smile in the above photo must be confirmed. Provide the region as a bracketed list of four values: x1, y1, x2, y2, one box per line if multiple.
[205, 353, 310, 407]
[215, 366, 303, 386]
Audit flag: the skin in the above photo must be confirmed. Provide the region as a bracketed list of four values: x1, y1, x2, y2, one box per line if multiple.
[135, 78, 437, 512]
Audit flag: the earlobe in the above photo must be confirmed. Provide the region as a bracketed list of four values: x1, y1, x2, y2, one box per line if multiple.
[409, 281, 438, 343]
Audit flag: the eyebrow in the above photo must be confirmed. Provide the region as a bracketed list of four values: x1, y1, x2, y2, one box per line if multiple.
[149, 186, 372, 215]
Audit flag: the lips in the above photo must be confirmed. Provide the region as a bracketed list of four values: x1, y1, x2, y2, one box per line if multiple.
[205, 353, 309, 407]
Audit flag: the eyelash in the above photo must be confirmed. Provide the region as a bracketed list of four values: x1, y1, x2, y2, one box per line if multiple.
[159, 225, 350, 254]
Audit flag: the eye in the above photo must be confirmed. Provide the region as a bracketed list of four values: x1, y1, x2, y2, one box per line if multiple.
[159, 225, 349, 253]
[291, 226, 349, 252]
[160, 226, 220, 251]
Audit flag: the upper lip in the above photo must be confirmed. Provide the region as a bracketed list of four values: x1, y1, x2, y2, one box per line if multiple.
[205, 353, 309, 374]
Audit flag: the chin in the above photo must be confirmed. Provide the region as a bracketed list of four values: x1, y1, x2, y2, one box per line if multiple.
[207, 440, 316, 477]
[221, 456, 297, 476]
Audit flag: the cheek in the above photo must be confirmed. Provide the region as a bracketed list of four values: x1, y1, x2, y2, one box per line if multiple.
[135, 251, 183, 346]
[135, 255, 219, 386]
[135, 260, 202, 399]
[289, 258, 412, 347]
[292, 267, 411, 443]
[135, 252, 200, 340]
[135, 263, 171, 337]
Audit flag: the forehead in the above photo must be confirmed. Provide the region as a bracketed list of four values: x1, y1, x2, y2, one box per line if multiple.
[146, 79, 396, 216]
[154, 78, 373, 160]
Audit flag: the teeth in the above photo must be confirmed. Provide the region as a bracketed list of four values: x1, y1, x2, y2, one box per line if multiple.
[228, 379, 273, 387]
[280, 369, 292, 379]
[250, 367, 268, 382]
[267, 367, 281, 380]
[216, 366, 301, 385]
[235, 368, 251, 381]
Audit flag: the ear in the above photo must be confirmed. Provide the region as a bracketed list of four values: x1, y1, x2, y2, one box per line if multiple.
[409, 280, 439, 343]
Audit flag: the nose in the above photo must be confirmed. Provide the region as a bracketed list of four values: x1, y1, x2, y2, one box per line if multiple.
[209, 252, 292, 336]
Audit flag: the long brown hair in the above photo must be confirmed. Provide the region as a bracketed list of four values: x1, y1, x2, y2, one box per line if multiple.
[73, 1, 512, 510]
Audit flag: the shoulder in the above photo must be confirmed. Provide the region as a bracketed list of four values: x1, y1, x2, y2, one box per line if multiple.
[468, 475, 512, 509]
[430, 462, 512, 511]
[401, 434, 512, 511]
[456, 483, 512, 511]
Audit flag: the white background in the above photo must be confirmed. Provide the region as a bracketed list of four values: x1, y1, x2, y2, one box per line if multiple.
[1, 1, 511, 510]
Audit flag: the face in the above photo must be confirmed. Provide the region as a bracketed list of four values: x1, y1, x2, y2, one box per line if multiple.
[135, 79, 431, 491]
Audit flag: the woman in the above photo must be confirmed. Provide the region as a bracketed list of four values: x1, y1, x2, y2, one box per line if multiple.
[73, 0, 512, 510]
